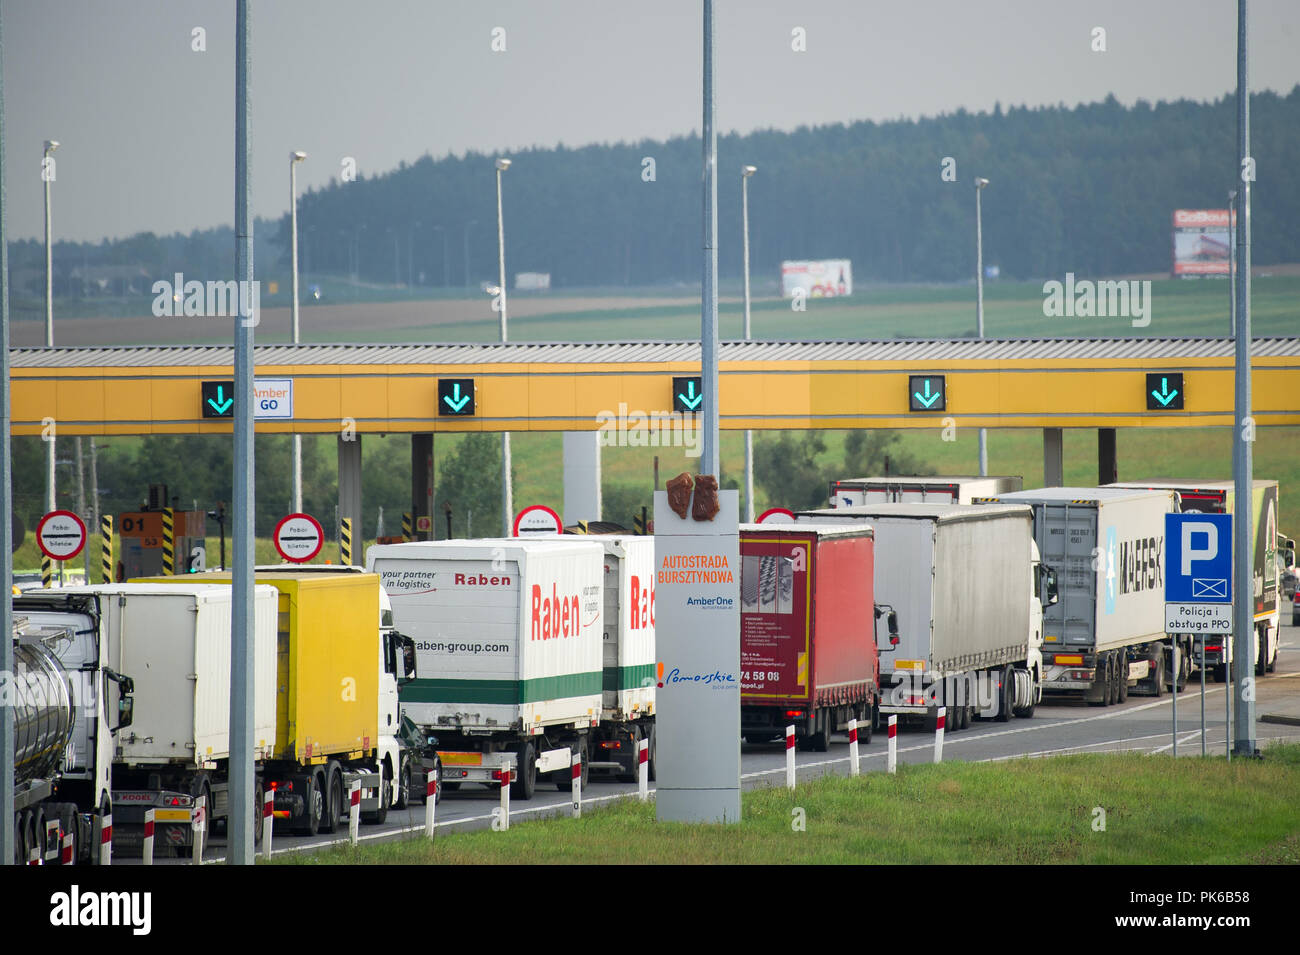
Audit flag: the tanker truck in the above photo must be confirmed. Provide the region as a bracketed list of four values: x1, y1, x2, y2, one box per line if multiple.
[9, 596, 136, 865]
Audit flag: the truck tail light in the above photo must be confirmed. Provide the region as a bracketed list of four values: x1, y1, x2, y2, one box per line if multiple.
[1205, 645, 1222, 652]
[784, 710, 803, 718]
[600, 740, 621, 750]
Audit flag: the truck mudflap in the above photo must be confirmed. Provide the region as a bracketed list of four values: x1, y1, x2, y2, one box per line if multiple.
[341, 771, 383, 813]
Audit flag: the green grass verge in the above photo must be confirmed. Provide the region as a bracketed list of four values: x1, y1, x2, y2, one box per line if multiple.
[275, 745, 1300, 865]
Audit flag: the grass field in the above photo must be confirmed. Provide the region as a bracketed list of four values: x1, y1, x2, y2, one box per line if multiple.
[276, 744, 1300, 865]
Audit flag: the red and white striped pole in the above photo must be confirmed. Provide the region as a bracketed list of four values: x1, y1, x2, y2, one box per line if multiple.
[261, 788, 274, 859]
[425, 769, 438, 839]
[98, 812, 112, 866]
[637, 737, 649, 802]
[934, 706, 946, 764]
[27, 848, 40, 865]
[571, 751, 582, 819]
[349, 780, 361, 846]
[142, 808, 155, 866]
[191, 796, 206, 865]
[60, 832, 73, 865]
[887, 716, 898, 774]
[44, 819, 59, 863]
[847, 717, 860, 777]
[785, 724, 796, 790]
[498, 768, 511, 831]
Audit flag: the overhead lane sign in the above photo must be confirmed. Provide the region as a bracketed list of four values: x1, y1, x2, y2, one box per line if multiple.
[673, 377, 703, 414]
[438, 378, 476, 416]
[1146, 373, 1184, 410]
[908, 375, 946, 412]
[202, 378, 296, 419]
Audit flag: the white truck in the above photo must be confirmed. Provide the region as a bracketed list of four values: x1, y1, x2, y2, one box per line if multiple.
[975, 487, 1178, 703]
[9, 598, 136, 865]
[368, 538, 605, 800]
[829, 475, 1023, 508]
[795, 503, 1054, 727]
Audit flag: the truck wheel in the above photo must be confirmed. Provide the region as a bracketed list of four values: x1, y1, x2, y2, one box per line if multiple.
[17, 809, 33, 865]
[1151, 655, 1164, 697]
[646, 723, 657, 782]
[810, 712, 832, 752]
[616, 726, 640, 783]
[1117, 659, 1129, 703]
[1267, 630, 1278, 673]
[997, 667, 1014, 722]
[1255, 630, 1267, 678]
[394, 753, 412, 810]
[363, 763, 392, 825]
[56, 804, 77, 865]
[295, 771, 324, 836]
[1212, 664, 1227, 684]
[320, 762, 343, 833]
[512, 742, 537, 800]
[858, 704, 873, 745]
[252, 777, 265, 846]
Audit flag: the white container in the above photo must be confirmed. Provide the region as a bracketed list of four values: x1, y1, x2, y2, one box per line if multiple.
[796, 504, 1037, 679]
[979, 487, 1175, 653]
[597, 536, 656, 721]
[67, 583, 279, 766]
[829, 475, 1023, 508]
[368, 540, 604, 734]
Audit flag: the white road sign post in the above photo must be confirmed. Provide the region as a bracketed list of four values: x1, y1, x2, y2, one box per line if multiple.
[273, 513, 324, 563]
[1164, 514, 1232, 759]
[653, 486, 740, 823]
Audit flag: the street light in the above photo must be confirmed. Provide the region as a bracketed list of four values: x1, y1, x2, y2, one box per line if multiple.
[974, 176, 989, 477]
[495, 158, 512, 536]
[43, 139, 60, 517]
[289, 150, 307, 513]
[741, 164, 757, 522]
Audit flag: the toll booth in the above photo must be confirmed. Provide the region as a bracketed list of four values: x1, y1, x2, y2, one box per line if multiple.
[117, 485, 208, 579]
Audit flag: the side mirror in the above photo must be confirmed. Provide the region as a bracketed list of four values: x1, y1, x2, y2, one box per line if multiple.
[399, 634, 417, 683]
[1044, 567, 1059, 607]
[887, 610, 899, 642]
[117, 695, 134, 730]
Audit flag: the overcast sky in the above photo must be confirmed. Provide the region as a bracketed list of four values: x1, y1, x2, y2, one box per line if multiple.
[5, 0, 1299, 242]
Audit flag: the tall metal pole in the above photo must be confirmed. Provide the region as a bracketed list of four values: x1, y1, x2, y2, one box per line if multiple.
[701, 0, 720, 479]
[43, 140, 57, 514]
[1228, 190, 1237, 338]
[975, 177, 988, 477]
[290, 151, 305, 514]
[742, 165, 755, 521]
[1, 1, 18, 866]
[1232, 0, 1256, 757]
[496, 160, 512, 536]
[229, 0, 256, 864]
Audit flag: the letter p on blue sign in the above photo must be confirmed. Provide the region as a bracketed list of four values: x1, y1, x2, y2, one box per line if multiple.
[1165, 512, 1232, 603]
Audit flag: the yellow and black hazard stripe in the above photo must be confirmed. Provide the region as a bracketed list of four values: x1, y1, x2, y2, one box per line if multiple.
[162, 507, 175, 575]
[340, 518, 353, 566]
[101, 515, 114, 583]
[402, 512, 413, 542]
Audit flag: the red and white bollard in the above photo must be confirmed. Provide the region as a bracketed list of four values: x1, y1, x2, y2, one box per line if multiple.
[785, 724, 796, 790]
[191, 796, 205, 866]
[60, 832, 73, 865]
[349, 780, 361, 846]
[142, 808, 155, 866]
[934, 706, 946, 764]
[98, 812, 112, 866]
[45, 819, 59, 864]
[27, 848, 40, 865]
[888, 716, 898, 774]
[637, 737, 649, 802]
[571, 751, 582, 819]
[498, 767, 511, 831]
[847, 717, 860, 777]
[261, 788, 274, 859]
[425, 769, 438, 839]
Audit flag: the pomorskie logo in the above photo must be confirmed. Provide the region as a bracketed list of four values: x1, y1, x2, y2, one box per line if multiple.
[655, 660, 737, 689]
[49, 885, 151, 936]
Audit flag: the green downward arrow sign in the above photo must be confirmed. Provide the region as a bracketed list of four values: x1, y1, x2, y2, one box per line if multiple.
[207, 385, 233, 415]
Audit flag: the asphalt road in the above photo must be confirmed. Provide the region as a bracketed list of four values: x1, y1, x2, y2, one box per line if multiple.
[140, 614, 1300, 864]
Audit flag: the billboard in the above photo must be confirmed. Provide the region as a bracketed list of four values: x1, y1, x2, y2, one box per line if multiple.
[1172, 209, 1234, 276]
[781, 259, 852, 298]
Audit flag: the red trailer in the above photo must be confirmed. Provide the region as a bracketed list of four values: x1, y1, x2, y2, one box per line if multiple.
[739, 525, 880, 751]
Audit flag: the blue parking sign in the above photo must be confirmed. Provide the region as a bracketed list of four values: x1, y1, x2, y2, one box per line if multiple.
[1165, 513, 1232, 603]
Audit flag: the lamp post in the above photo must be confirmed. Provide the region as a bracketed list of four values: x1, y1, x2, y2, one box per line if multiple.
[741, 164, 757, 522]
[495, 158, 512, 536]
[43, 139, 59, 516]
[974, 176, 989, 477]
[289, 151, 306, 514]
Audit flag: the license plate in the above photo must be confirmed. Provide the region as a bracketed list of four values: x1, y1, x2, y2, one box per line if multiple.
[440, 752, 483, 766]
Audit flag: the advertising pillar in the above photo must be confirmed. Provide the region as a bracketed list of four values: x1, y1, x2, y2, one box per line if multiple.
[654, 481, 740, 823]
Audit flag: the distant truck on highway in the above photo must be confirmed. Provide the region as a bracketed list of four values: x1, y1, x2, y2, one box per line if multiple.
[975, 487, 1177, 703]
[829, 475, 1022, 508]
[9, 600, 135, 864]
[795, 504, 1053, 727]
[1107, 479, 1290, 676]
[368, 538, 605, 800]
[738, 524, 883, 750]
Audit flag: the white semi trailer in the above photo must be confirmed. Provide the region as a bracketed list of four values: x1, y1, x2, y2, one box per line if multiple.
[368, 538, 605, 800]
[975, 487, 1179, 703]
[829, 475, 1023, 508]
[796, 503, 1054, 727]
